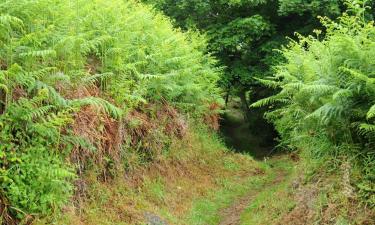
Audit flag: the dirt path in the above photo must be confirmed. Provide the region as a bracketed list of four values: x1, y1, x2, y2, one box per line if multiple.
[219, 169, 287, 225]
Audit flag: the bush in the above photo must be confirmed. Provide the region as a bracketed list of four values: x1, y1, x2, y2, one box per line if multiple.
[253, 1, 375, 205]
[0, 91, 75, 218]
[0, 0, 221, 112]
[0, 0, 221, 220]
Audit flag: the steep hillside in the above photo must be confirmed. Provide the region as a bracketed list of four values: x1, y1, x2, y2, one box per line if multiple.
[0, 0, 222, 224]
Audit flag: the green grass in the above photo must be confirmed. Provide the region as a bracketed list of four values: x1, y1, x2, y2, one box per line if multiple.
[187, 157, 294, 225]
[143, 176, 167, 204]
[33, 127, 296, 225]
[188, 174, 270, 225]
[240, 159, 295, 225]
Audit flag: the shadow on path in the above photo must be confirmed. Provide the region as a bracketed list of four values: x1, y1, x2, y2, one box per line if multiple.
[219, 107, 277, 160]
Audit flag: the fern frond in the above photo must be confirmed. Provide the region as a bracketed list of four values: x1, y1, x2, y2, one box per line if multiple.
[81, 72, 113, 84]
[26, 67, 57, 80]
[276, 70, 299, 81]
[306, 103, 344, 123]
[0, 71, 8, 93]
[0, 14, 24, 30]
[367, 104, 375, 119]
[43, 72, 71, 85]
[70, 97, 123, 119]
[284, 82, 303, 91]
[19, 49, 57, 58]
[301, 84, 338, 95]
[41, 112, 73, 127]
[31, 81, 68, 107]
[340, 67, 369, 82]
[138, 73, 165, 80]
[62, 135, 97, 152]
[121, 93, 147, 104]
[80, 35, 114, 55]
[358, 123, 375, 136]
[251, 94, 288, 108]
[7, 66, 37, 88]
[22, 105, 54, 121]
[0, 83, 7, 93]
[332, 89, 353, 101]
[254, 77, 280, 89]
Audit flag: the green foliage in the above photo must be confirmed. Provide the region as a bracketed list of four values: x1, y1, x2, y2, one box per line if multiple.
[0, 91, 75, 218]
[0, 0, 221, 221]
[143, 0, 344, 116]
[0, 0, 221, 111]
[253, 2, 375, 205]
[278, 0, 342, 16]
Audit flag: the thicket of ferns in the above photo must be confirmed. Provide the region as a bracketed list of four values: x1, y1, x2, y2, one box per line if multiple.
[0, 0, 221, 222]
[253, 2, 375, 206]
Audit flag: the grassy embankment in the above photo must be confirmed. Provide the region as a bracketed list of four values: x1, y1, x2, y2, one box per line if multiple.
[35, 126, 265, 225]
[40, 112, 373, 225]
[45, 106, 296, 225]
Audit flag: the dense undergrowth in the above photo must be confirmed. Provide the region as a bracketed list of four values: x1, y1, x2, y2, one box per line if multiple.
[1, 0, 375, 224]
[0, 0, 222, 223]
[253, 1, 375, 208]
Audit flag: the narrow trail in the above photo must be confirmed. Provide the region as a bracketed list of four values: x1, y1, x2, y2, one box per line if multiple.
[218, 169, 288, 225]
[215, 107, 291, 225]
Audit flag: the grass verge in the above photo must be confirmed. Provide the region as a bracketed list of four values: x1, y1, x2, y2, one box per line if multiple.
[34, 126, 263, 225]
[240, 158, 295, 225]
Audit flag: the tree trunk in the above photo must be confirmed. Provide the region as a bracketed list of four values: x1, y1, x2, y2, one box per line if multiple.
[238, 90, 250, 121]
[225, 91, 230, 107]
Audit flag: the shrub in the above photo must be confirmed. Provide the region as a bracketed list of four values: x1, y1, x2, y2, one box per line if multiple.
[253, 1, 375, 205]
[0, 91, 75, 219]
[0, 0, 221, 221]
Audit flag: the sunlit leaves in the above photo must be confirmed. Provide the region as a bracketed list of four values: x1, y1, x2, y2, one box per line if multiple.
[0, 0, 222, 220]
[254, 3, 375, 204]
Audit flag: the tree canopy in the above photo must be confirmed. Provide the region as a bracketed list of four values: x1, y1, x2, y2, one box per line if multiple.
[143, 0, 344, 99]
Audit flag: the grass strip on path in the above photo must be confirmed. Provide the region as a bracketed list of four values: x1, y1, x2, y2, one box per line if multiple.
[187, 156, 294, 225]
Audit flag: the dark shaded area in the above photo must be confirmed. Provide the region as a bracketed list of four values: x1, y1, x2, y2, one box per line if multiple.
[219, 102, 277, 159]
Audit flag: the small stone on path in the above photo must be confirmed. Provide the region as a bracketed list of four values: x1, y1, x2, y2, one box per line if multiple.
[144, 212, 169, 225]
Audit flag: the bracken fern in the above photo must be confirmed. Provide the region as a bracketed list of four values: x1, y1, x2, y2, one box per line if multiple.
[253, 1, 375, 205]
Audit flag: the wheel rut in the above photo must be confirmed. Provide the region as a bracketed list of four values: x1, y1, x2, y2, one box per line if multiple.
[219, 169, 287, 225]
